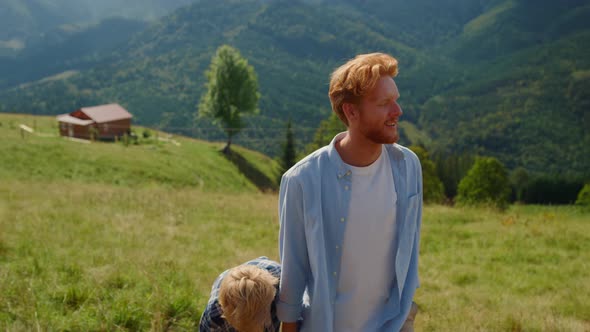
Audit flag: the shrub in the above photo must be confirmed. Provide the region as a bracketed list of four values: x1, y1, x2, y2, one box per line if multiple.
[456, 157, 511, 209]
[142, 129, 152, 139]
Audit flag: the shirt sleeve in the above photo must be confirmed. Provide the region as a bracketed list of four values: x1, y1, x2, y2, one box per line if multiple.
[407, 150, 424, 288]
[410, 150, 423, 289]
[277, 173, 310, 323]
[199, 303, 236, 332]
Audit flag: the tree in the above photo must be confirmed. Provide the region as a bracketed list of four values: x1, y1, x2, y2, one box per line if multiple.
[456, 157, 511, 210]
[575, 183, 590, 208]
[305, 112, 346, 154]
[409, 145, 445, 204]
[282, 118, 297, 171]
[521, 176, 584, 204]
[198, 45, 259, 154]
[433, 152, 475, 199]
[510, 167, 529, 202]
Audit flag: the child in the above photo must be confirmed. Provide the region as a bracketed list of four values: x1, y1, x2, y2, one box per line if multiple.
[199, 257, 281, 332]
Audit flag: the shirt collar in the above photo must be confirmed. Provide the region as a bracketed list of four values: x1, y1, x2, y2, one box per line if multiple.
[327, 132, 351, 179]
[327, 131, 405, 179]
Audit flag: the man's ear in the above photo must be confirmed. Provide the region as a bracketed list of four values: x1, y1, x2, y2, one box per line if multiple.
[342, 103, 357, 123]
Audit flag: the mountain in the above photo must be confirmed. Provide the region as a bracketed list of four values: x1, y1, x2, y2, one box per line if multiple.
[419, 0, 590, 174]
[0, 0, 588, 176]
[0, 17, 148, 88]
[0, 0, 195, 56]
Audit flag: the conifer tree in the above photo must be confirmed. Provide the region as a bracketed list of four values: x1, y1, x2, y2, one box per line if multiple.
[282, 118, 297, 171]
[410, 146, 445, 203]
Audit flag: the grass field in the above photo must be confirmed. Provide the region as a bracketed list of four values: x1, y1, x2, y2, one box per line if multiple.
[2, 180, 588, 331]
[0, 113, 281, 192]
[1, 113, 589, 331]
[416, 205, 589, 331]
[0, 180, 279, 331]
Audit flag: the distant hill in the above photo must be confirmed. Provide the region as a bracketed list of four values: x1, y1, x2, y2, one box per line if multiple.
[419, 0, 590, 175]
[0, 17, 148, 88]
[0, 113, 281, 192]
[0, 0, 195, 56]
[0, 0, 588, 176]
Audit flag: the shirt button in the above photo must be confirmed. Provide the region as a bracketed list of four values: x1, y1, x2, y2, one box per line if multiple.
[333, 272, 337, 276]
[340, 217, 345, 222]
[335, 245, 340, 250]
[344, 185, 349, 190]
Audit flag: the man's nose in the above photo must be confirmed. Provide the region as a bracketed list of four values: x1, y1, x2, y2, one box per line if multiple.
[391, 102, 403, 117]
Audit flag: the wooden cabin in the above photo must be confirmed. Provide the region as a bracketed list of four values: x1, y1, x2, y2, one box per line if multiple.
[57, 103, 132, 140]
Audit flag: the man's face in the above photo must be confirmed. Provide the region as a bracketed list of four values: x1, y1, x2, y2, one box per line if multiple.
[355, 76, 403, 144]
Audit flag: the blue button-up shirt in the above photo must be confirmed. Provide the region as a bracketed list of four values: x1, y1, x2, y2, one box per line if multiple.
[277, 132, 422, 331]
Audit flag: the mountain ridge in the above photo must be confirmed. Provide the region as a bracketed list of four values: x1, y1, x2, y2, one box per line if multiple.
[0, 0, 588, 176]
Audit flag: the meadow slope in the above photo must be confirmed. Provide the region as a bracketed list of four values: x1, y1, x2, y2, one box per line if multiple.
[0, 113, 282, 192]
[0, 113, 589, 331]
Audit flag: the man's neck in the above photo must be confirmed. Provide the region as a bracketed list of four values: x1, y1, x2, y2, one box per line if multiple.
[336, 131, 382, 167]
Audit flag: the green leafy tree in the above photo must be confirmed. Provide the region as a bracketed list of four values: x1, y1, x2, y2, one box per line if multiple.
[409, 146, 445, 204]
[456, 157, 511, 210]
[282, 118, 297, 171]
[510, 167, 530, 202]
[575, 183, 590, 208]
[305, 112, 346, 154]
[198, 45, 259, 153]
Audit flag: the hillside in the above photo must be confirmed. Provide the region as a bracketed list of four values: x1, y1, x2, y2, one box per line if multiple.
[0, 0, 476, 146]
[0, 0, 588, 176]
[0, 113, 281, 192]
[0, 17, 148, 89]
[0, 0, 194, 56]
[419, 0, 590, 175]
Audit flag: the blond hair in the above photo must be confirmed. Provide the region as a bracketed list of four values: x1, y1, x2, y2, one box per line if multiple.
[218, 265, 278, 332]
[329, 52, 399, 126]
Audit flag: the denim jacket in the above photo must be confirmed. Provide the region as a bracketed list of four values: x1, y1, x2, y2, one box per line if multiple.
[277, 132, 423, 331]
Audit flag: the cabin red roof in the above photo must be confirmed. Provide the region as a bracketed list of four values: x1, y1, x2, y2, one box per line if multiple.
[77, 103, 132, 123]
[55, 114, 94, 126]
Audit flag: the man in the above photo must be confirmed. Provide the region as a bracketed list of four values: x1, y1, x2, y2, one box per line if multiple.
[199, 256, 281, 332]
[278, 53, 422, 331]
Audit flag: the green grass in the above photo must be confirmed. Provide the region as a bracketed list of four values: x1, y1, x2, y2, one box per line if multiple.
[416, 205, 590, 331]
[0, 113, 281, 192]
[0, 180, 280, 330]
[2, 180, 589, 330]
[1, 113, 589, 331]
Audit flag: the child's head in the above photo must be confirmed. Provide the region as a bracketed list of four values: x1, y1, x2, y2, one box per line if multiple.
[218, 265, 279, 332]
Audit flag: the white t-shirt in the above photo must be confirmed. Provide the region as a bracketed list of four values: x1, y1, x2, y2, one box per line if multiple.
[334, 145, 398, 332]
